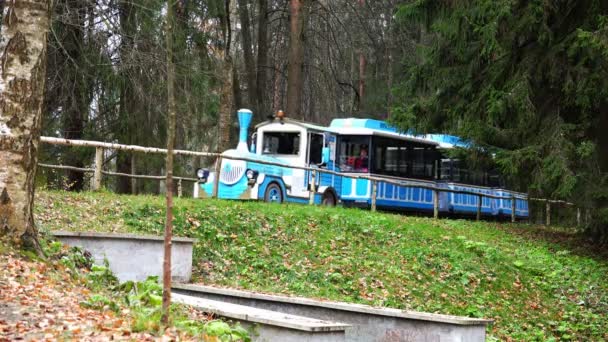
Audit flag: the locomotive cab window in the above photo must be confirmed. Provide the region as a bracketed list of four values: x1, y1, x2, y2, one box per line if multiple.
[262, 132, 300, 155]
[308, 133, 324, 165]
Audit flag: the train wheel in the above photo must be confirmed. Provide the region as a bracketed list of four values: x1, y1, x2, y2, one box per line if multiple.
[264, 183, 283, 204]
[321, 191, 336, 207]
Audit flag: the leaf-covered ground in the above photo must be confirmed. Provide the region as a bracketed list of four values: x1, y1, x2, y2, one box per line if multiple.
[36, 190, 608, 341]
[0, 247, 179, 341]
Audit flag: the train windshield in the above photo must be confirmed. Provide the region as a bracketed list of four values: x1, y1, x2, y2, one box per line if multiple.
[262, 132, 300, 155]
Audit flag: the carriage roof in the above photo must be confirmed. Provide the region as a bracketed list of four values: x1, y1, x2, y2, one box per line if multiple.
[256, 117, 439, 146]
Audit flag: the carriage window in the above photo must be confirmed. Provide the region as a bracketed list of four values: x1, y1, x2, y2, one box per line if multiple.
[440, 159, 452, 181]
[338, 136, 370, 172]
[371, 137, 437, 179]
[411, 148, 427, 178]
[372, 138, 406, 177]
[488, 169, 502, 187]
[262, 132, 300, 155]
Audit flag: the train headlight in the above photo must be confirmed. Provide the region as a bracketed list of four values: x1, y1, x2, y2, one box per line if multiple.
[246, 169, 259, 185]
[196, 168, 210, 183]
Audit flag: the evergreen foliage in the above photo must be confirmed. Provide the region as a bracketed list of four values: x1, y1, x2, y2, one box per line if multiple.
[393, 0, 608, 241]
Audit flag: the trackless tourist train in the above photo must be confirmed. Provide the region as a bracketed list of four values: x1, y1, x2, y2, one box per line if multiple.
[194, 109, 529, 219]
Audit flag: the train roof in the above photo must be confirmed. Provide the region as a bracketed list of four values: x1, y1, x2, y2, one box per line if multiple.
[255, 117, 456, 147]
[329, 118, 438, 146]
[424, 134, 470, 149]
[255, 118, 336, 133]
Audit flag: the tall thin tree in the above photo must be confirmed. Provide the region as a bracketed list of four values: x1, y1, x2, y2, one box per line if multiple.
[357, 0, 366, 112]
[0, 0, 51, 251]
[237, 0, 257, 115]
[161, 0, 178, 325]
[286, 0, 310, 118]
[217, 0, 234, 151]
[256, 0, 269, 118]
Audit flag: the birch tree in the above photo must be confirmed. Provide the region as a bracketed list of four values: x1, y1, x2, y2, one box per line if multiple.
[0, 0, 52, 251]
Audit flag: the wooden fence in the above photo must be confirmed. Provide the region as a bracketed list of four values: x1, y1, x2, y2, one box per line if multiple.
[38, 136, 582, 226]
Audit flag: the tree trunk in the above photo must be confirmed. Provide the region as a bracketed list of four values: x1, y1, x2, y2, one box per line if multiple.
[357, 0, 366, 113]
[272, 62, 283, 112]
[161, 0, 177, 326]
[358, 53, 366, 112]
[59, 0, 89, 191]
[237, 0, 257, 115]
[286, 0, 310, 119]
[386, 5, 394, 119]
[0, 0, 51, 252]
[217, 0, 234, 152]
[116, 0, 137, 194]
[219, 58, 235, 151]
[256, 0, 269, 119]
[232, 57, 243, 110]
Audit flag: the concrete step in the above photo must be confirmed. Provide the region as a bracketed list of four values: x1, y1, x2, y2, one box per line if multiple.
[172, 293, 349, 342]
[173, 284, 492, 342]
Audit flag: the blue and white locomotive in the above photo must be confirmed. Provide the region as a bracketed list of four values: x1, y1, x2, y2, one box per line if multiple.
[194, 109, 529, 219]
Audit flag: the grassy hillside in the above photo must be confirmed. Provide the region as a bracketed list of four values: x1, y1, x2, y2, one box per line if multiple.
[36, 190, 608, 341]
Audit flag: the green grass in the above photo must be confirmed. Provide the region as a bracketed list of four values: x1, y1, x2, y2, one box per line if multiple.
[36, 190, 608, 341]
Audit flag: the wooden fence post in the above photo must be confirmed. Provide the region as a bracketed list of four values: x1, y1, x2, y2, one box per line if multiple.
[577, 207, 581, 227]
[131, 154, 137, 194]
[177, 179, 183, 198]
[371, 180, 377, 212]
[93, 147, 103, 191]
[212, 157, 222, 199]
[433, 189, 439, 219]
[477, 195, 482, 221]
[511, 196, 516, 223]
[309, 170, 316, 205]
[546, 201, 551, 226]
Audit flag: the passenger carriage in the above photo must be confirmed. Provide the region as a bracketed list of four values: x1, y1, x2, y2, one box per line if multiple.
[330, 118, 441, 213]
[425, 134, 529, 219]
[194, 109, 529, 220]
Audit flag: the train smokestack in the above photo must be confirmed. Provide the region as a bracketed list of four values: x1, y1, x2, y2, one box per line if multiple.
[236, 109, 253, 152]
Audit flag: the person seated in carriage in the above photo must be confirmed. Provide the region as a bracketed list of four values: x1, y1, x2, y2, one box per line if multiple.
[355, 146, 369, 172]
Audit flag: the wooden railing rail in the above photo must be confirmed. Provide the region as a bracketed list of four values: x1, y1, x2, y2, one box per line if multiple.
[39, 136, 582, 225]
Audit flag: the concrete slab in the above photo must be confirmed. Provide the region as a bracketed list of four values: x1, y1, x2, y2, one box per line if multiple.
[173, 293, 348, 342]
[53, 231, 195, 282]
[173, 284, 492, 342]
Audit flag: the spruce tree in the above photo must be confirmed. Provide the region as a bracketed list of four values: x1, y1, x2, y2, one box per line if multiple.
[393, 0, 608, 241]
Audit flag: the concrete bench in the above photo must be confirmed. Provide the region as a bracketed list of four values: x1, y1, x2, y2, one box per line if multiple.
[53, 231, 195, 282]
[172, 293, 349, 342]
[173, 284, 492, 342]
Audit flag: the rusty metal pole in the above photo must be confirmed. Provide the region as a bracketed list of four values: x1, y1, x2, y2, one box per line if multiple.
[433, 189, 439, 219]
[212, 157, 222, 199]
[309, 170, 316, 205]
[371, 181, 377, 212]
[546, 201, 551, 226]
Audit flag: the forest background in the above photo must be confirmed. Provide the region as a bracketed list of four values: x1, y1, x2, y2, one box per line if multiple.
[23, 0, 608, 242]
